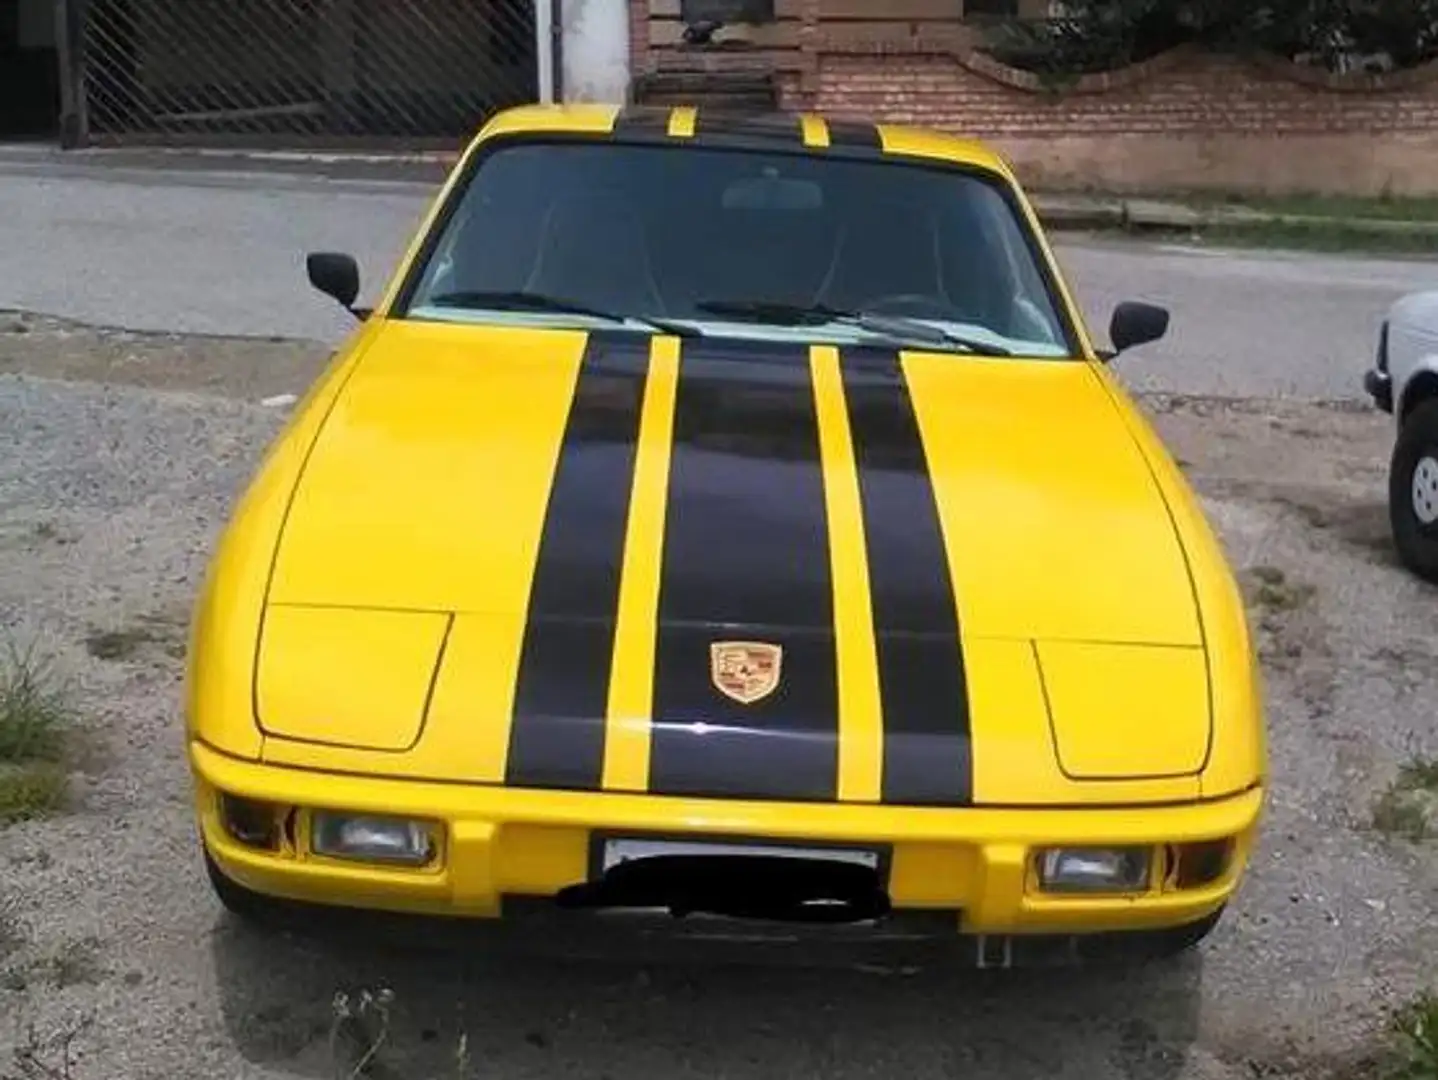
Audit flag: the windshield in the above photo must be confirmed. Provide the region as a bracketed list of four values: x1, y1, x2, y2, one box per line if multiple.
[396, 139, 1077, 358]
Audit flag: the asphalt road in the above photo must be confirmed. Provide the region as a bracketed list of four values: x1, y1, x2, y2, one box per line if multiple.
[3, 155, 1437, 399]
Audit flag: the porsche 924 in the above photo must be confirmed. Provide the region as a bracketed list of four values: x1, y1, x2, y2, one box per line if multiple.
[184, 103, 1266, 965]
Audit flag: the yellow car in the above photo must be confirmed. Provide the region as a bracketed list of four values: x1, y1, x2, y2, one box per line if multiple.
[185, 103, 1266, 966]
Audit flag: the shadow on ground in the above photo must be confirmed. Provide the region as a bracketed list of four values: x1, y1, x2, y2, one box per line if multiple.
[210, 903, 1203, 1080]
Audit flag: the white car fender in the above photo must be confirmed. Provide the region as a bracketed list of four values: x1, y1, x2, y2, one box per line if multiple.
[1368, 290, 1438, 425]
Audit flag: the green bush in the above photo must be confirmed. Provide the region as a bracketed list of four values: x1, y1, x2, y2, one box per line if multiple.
[977, 0, 1438, 77]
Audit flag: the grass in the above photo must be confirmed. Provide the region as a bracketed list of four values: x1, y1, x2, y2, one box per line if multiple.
[0, 640, 75, 826]
[0, 764, 68, 826]
[1071, 187, 1438, 255]
[1372, 755, 1438, 842]
[1204, 192, 1438, 224]
[1197, 220, 1438, 257]
[1387, 992, 1438, 1080]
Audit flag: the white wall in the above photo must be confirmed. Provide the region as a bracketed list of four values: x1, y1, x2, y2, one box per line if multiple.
[561, 0, 631, 104]
[18, 0, 56, 49]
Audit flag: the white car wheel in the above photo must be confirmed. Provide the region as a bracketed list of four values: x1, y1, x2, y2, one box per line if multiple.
[1389, 399, 1438, 583]
[1413, 455, 1438, 526]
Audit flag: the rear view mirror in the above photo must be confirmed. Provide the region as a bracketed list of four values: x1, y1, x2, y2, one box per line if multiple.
[1105, 301, 1170, 359]
[722, 173, 823, 212]
[306, 252, 365, 318]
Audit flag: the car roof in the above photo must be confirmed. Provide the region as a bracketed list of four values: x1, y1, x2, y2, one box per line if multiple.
[469, 103, 1016, 180]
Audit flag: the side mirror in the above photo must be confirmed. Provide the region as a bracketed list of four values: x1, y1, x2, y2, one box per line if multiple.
[1103, 300, 1170, 360]
[306, 252, 367, 319]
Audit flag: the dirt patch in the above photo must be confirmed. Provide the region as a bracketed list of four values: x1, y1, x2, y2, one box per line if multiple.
[84, 609, 189, 665]
[0, 309, 331, 400]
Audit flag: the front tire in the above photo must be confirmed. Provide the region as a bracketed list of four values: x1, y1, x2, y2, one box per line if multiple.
[203, 845, 286, 926]
[1139, 905, 1225, 958]
[1088, 904, 1226, 965]
[1390, 398, 1438, 584]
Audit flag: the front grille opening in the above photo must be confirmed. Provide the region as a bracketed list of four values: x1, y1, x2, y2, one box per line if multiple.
[218, 793, 283, 851]
[556, 855, 892, 925]
[1167, 839, 1233, 890]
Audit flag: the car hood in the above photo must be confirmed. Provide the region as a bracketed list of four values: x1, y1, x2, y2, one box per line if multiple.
[256, 321, 1207, 803]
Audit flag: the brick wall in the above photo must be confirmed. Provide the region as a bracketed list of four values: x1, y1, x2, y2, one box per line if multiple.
[630, 0, 1438, 196]
[812, 48, 1438, 195]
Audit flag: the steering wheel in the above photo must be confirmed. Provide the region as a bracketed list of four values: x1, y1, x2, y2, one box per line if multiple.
[859, 293, 960, 320]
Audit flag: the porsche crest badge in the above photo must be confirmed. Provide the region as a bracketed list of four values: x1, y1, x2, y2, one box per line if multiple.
[710, 641, 783, 705]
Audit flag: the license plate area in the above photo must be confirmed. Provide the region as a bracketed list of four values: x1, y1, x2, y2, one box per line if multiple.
[567, 834, 894, 925]
[601, 837, 884, 876]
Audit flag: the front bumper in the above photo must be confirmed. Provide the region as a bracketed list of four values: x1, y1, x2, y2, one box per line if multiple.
[192, 740, 1261, 938]
[1366, 368, 1394, 414]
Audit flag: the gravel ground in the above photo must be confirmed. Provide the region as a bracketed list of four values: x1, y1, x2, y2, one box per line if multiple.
[0, 313, 1436, 1080]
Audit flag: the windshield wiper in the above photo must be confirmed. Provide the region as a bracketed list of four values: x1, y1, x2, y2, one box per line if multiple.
[694, 299, 1011, 356]
[427, 290, 700, 338]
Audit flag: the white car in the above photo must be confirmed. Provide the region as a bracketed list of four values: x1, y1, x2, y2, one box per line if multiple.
[1365, 292, 1438, 582]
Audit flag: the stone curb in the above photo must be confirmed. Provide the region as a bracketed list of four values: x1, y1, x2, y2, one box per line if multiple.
[1033, 194, 1438, 238]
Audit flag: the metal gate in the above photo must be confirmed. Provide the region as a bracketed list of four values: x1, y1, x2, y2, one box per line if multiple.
[78, 0, 540, 143]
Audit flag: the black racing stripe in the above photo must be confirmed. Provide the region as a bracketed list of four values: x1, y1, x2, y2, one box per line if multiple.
[840, 345, 972, 806]
[505, 330, 652, 791]
[647, 339, 839, 801]
[690, 110, 805, 149]
[823, 119, 884, 152]
[612, 105, 675, 140]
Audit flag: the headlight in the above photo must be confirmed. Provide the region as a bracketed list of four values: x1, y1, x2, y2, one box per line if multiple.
[310, 812, 436, 866]
[1035, 846, 1150, 894]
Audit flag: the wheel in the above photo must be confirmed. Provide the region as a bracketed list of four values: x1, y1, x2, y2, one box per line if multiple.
[1389, 398, 1438, 584]
[1139, 904, 1225, 958]
[1086, 904, 1226, 965]
[202, 844, 286, 926]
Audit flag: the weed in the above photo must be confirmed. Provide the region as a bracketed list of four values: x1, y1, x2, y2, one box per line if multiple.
[1372, 756, 1438, 843]
[1399, 759, 1438, 793]
[327, 987, 474, 1080]
[1388, 992, 1438, 1080]
[1, 1013, 94, 1080]
[0, 765, 68, 826]
[1243, 566, 1317, 612]
[0, 642, 73, 764]
[0, 642, 75, 826]
[1250, 565, 1286, 586]
[1373, 788, 1430, 842]
[331, 987, 396, 1080]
